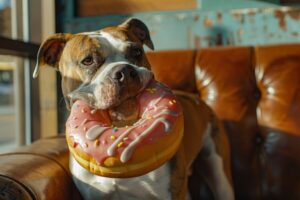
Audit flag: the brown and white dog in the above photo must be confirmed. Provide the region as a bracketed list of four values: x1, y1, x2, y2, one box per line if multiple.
[33, 18, 234, 200]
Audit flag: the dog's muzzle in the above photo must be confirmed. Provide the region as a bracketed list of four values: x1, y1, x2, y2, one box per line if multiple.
[68, 63, 154, 110]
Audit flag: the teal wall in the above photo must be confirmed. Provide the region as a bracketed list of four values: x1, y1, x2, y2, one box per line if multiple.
[57, 0, 300, 50]
[56, 0, 300, 132]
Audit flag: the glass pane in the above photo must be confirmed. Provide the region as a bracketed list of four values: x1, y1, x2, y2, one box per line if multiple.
[0, 56, 20, 152]
[0, 59, 15, 150]
[0, 1, 23, 152]
[0, 0, 11, 38]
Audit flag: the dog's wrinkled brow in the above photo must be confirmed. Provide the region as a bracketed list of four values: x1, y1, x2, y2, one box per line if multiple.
[83, 31, 128, 53]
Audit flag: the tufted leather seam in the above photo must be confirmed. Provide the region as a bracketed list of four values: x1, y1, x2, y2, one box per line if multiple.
[250, 46, 265, 200]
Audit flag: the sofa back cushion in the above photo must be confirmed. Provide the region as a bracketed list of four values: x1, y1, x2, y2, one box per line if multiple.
[254, 44, 300, 200]
[195, 46, 261, 199]
[147, 44, 300, 200]
[196, 44, 300, 200]
[147, 50, 196, 92]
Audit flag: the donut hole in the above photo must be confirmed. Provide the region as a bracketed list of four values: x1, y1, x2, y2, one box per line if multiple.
[111, 118, 138, 127]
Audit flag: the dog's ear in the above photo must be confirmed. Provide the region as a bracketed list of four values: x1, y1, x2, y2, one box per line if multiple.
[120, 18, 154, 50]
[33, 33, 73, 78]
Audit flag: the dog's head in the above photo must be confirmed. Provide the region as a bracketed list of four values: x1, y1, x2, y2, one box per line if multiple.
[34, 18, 154, 124]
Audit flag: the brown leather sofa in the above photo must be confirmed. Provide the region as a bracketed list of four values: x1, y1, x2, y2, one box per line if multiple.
[1, 44, 300, 200]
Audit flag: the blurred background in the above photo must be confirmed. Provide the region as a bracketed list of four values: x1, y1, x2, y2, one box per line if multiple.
[0, 0, 299, 152]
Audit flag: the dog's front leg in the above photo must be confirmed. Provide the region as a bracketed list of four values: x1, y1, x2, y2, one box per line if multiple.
[197, 122, 235, 200]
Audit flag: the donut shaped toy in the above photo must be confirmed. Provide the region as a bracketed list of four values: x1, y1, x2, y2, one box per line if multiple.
[66, 80, 184, 178]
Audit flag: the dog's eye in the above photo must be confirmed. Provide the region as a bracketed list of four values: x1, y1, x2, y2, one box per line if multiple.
[81, 56, 94, 66]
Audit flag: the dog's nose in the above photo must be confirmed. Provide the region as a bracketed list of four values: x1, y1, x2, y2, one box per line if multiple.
[111, 65, 138, 82]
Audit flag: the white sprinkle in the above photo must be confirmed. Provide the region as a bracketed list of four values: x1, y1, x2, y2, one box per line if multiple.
[82, 143, 88, 148]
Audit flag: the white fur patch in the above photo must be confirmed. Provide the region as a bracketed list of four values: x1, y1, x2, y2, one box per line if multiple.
[86, 31, 127, 53]
[99, 31, 127, 51]
[70, 156, 171, 200]
[203, 124, 235, 200]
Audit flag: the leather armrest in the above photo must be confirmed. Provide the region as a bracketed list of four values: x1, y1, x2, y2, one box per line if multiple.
[0, 136, 82, 200]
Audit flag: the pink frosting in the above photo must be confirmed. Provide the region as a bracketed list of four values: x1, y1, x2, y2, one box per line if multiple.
[67, 80, 182, 165]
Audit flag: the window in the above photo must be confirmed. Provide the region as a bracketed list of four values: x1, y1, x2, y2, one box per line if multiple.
[0, 1, 20, 151]
[0, 0, 52, 152]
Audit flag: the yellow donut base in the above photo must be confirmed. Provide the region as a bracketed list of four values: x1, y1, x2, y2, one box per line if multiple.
[66, 114, 184, 178]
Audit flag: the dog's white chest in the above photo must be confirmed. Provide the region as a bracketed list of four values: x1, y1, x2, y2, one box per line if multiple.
[70, 156, 172, 200]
